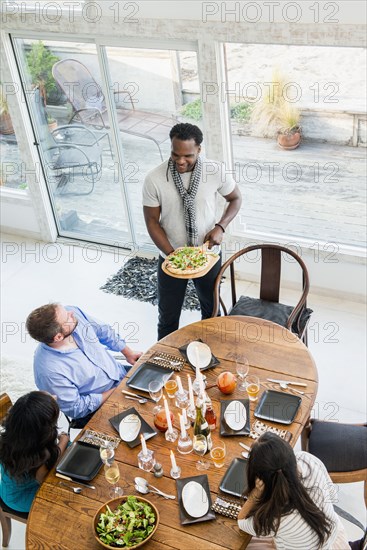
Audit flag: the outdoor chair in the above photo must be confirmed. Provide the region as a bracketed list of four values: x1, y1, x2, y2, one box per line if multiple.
[211, 244, 312, 345]
[52, 59, 176, 161]
[0, 393, 29, 548]
[29, 87, 104, 196]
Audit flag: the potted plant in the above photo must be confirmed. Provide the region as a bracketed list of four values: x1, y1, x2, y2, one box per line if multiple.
[250, 70, 302, 149]
[276, 102, 301, 150]
[0, 84, 14, 135]
[25, 41, 60, 108]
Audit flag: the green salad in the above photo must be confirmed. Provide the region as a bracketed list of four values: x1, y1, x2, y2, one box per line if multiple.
[96, 496, 157, 547]
[167, 247, 208, 270]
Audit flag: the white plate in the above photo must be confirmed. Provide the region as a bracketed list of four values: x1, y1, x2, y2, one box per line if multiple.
[182, 481, 209, 518]
[224, 400, 247, 431]
[119, 414, 141, 442]
[187, 341, 212, 370]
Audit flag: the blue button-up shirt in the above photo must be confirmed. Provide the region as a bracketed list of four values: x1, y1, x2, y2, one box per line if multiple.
[34, 306, 127, 419]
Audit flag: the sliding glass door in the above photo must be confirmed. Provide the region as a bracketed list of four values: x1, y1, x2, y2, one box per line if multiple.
[12, 36, 199, 249]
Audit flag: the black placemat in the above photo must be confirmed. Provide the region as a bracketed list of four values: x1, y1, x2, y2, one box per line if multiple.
[254, 389, 302, 425]
[109, 407, 157, 448]
[219, 457, 248, 498]
[176, 474, 216, 525]
[56, 441, 102, 481]
[220, 399, 250, 436]
[179, 339, 220, 372]
[127, 362, 174, 392]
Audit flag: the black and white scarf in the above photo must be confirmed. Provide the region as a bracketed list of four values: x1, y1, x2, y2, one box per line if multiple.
[168, 156, 202, 246]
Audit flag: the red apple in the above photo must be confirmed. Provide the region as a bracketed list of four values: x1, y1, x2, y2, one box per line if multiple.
[217, 371, 237, 394]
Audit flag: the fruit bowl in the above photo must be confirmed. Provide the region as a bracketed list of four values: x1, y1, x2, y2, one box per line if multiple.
[93, 495, 159, 549]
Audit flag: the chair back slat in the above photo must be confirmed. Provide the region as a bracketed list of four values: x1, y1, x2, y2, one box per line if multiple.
[260, 248, 281, 302]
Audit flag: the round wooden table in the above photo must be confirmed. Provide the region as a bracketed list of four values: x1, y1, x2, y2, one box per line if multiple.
[27, 316, 317, 550]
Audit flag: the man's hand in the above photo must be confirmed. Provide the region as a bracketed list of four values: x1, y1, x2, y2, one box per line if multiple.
[203, 225, 225, 248]
[122, 346, 143, 365]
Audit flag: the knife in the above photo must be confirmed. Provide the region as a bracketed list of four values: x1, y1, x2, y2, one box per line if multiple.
[267, 378, 307, 387]
[55, 473, 95, 489]
[121, 389, 155, 402]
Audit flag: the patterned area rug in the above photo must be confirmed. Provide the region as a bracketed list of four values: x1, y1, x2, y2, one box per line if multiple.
[100, 257, 201, 311]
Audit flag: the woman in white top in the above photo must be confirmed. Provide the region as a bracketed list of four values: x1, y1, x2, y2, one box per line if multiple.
[237, 433, 349, 549]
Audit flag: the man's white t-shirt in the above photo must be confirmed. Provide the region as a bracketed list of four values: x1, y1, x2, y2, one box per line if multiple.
[238, 452, 345, 550]
[142, 158, 236, 255]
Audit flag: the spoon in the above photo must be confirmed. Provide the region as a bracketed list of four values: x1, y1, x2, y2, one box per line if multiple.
[279, 382, 304, 395]
[124, 395, 147, 404]
[134, 477, 176, 499]
[59, 482, 82, 494]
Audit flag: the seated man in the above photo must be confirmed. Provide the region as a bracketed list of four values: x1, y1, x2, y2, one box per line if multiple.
[26, 303, 142, 426]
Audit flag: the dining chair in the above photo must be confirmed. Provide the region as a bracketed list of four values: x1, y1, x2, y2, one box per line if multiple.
[0, 393, 29, 548]
[301, 419, 367, 508]
[211, 244, 312, 345]
[52, 59, 176, 161]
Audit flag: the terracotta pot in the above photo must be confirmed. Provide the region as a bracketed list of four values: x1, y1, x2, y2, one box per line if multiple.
[0, 113, 14, 135]
[48, 120, 58, 132]
[277, 129, 301, 150]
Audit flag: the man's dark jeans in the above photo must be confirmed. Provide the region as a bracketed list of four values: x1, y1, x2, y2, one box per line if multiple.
[157, 254, 222, 340]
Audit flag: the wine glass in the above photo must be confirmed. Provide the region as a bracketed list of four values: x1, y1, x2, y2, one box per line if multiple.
[99, 440, 115, 465]
[236, 355, 250, 391]
[193, 434, 210, 470]
[104, 460, 124, 497]
[148, 380, 163, 414]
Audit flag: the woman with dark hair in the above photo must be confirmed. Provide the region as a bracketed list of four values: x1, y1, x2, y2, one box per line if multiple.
[0, 391, 69, 512]
[238, 432, 349, 549]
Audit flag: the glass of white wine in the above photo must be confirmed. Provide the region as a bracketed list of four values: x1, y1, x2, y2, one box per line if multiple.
[193, 434, 209, 471]
[104, 460, 124, 497]
[99, 440, 115, 465]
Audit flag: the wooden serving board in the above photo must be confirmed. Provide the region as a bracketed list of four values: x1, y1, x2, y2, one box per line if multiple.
[162, 252, 220, 279]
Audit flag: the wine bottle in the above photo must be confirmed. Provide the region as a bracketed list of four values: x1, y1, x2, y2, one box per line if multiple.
[194, 393, 213, 453]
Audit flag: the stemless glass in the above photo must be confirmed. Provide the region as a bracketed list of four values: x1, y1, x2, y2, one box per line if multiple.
[246, 375, 260, 402]
[193, 434, 209, 470]
[99, 440, 115, 465]
[148, 380, 163, 414]
[104, 460, 124, 497]
[236, 356, 250, 391]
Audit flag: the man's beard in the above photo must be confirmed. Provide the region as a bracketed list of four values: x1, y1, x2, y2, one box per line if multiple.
[62, 318, 78, 339]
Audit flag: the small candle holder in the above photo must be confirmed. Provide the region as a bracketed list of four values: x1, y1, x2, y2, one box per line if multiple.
[193, 376, 206, 395]
[137, 449, 156, 472]
[170, 466, 181, 479]
[165, 427, 179, 442]
[177, 434, 193, 454]
[175, 389, 189, 410]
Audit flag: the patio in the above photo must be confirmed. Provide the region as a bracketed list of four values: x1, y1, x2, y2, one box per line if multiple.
[1, 130, 365, 249]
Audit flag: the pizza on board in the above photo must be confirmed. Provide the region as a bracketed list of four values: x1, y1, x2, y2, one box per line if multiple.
[165, 246, 210, 275]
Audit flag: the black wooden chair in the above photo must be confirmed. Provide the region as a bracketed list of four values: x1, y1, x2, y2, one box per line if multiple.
[302, 419, 367, 508]
[0, 393, 29, 548]
[211, 244, 312, 345]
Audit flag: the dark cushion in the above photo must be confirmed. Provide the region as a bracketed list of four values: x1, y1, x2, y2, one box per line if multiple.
[309, 420, 367, 472]
[228, 296, 313, 335]
[0, 496, 29, 519]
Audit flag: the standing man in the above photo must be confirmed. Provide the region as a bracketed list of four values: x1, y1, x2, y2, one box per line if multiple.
[26, 303, 142, 427]
[143, 123, 242, 340]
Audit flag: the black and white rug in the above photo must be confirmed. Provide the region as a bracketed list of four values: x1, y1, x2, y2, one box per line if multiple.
[100, 257, 201, 311]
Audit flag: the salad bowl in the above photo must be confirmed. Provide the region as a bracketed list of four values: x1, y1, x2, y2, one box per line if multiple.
[93, 495, 160, 549]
